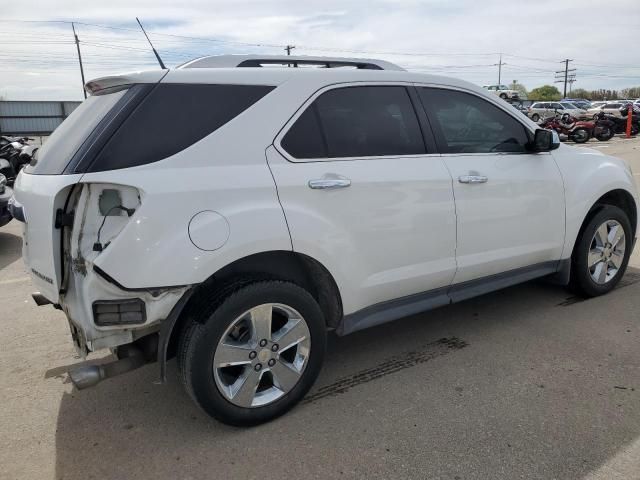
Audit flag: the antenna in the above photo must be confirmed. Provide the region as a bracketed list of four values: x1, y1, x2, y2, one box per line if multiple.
[136, 17, 166, 69]
[71, 23, 87, 99]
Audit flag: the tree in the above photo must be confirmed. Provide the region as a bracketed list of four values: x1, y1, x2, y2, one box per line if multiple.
[509, 80, 528, 99]
[621, 87, 640, 99]
[569, 88, 590, 100]
[528, 85, 561, 101]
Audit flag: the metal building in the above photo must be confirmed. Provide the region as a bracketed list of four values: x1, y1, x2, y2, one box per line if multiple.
[0, 101, 81, 135]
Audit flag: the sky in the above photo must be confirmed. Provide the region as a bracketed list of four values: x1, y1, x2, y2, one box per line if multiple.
[1, 0, 639, 100]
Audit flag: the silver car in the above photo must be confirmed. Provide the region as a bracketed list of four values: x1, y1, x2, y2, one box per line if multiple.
[528, 102, 589, 122]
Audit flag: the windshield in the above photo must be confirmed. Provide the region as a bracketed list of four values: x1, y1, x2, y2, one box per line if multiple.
[26, 88, 128, 175]
[499, 85, 509, 90]
[561, 103, 577, 109]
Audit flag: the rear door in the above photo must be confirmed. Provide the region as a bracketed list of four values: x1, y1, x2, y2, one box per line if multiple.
[417, 86, 565, 286]
[268, 83, 457, 317]
[14, 88, 131, 301]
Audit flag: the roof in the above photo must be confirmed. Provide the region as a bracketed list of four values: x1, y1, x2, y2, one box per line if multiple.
[178, 54, 405, 71]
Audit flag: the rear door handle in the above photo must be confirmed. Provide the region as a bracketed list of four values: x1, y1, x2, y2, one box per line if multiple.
[458, 175, 488, 184]
[308, 175, 351, 190]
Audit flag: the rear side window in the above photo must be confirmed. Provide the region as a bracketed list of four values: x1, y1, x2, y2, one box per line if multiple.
[26, 88, 128, 175]
[418, 88, 529, 154]
[87, 84, 274, 172]
[280, 106, 326, 159]
[281, 86, 425, 159]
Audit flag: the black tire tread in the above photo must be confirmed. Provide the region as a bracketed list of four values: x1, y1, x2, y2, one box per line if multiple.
[177, 280, 326, 425]
[569, 204, 632, 297]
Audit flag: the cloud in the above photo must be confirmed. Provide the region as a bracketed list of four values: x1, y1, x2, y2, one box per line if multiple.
[1, 0, 639, 100]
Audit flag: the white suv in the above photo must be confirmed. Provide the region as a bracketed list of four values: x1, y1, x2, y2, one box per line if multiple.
[12, 55, 639, 426]
[483, 84, 520, 100]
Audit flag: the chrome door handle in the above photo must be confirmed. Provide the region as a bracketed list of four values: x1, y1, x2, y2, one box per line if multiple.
[458, 175, 488, 184]
[308, 175, 351, 190]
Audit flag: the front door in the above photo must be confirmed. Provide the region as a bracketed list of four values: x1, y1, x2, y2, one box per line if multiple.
[268, 84, 457, 315]
[417, 86, 565, 285]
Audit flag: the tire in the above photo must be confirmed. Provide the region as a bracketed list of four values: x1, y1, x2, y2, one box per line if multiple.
[569, 205, 632, 297]
[571, 128, 590, 143]
[499, 93, 508, 100]
[179, 280, 327, 426]
[531, 113, 540, 122]
[595, 127, 613, 141]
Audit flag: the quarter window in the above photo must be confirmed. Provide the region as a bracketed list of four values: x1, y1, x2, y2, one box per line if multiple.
[86, 84, 274, 172]
[418, 88, 529, 154]
[281, 86, 425, 159]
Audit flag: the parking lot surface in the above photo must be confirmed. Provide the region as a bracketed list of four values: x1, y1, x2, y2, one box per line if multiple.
[1, 137, 640, 480]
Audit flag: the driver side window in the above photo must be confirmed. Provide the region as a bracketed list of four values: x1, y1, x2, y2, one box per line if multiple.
[418, 87, 529, 154]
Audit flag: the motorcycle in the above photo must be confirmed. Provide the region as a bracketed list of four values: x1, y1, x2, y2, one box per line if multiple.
[593, 112, 617, 141]
[540, 113, 593, 143]
[0, 173, 12, 228]
[0, 136, 37, 186]
[593, 109, 639, 141]
[619, 104, 640, 132]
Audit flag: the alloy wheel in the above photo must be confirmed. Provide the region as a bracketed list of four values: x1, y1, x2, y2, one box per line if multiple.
[213, 303, 311, 408]
[588, 219, 626, 285]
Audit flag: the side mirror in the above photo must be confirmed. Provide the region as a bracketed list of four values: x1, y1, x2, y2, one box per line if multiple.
[530, 128, 560, 152]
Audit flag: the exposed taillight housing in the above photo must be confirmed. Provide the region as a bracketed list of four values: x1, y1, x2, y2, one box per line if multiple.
[93, 299, 146, 326]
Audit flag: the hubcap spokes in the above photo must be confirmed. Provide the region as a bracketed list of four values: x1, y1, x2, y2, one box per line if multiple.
[589, 220, 625, 285]
[213, 303, 311, 408]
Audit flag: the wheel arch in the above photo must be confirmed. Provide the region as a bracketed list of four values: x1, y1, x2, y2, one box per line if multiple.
[572, 188, 637, 258]
[160, 250, 343, 379]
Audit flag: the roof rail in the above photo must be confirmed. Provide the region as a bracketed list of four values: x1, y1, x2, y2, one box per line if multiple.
[178, 54, 405, 71]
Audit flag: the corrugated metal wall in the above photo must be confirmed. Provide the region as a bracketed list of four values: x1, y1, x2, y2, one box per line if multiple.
[0, 101, 81, 135]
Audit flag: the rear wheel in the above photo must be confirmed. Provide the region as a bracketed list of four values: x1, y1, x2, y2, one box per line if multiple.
[179, 281, 326, 426]
[569, 205, 632, 297]
[571, 128, 590, 143]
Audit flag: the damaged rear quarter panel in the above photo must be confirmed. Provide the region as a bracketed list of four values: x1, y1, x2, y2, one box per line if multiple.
[63, 182, 189, 353]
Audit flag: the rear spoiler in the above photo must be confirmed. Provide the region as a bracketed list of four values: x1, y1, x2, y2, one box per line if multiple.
[85, 70, 168, 96]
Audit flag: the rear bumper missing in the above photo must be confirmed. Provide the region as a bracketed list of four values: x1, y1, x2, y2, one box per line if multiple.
[59, 263, 190, 357]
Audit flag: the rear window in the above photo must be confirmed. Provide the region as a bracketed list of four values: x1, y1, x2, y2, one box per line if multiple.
[26, 88, 128, 175]
[86, 84, 274, 172]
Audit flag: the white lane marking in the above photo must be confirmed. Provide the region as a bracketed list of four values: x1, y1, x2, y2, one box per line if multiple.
[0, 277, 30, 286]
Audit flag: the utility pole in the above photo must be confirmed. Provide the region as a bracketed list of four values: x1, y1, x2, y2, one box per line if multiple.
[71, 23, 87, 99]
[136, 17, 166, 69]
[494, 53, 506, 85]
[554, 59, 575, 98]
[285, 45, 295, 56]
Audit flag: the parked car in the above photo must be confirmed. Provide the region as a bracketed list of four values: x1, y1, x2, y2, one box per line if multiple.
[587, 102, 630, 119]
[562, 99, 592, 110]
[12, 54, 639, 426]
[483, 84, 520, 100]
[528, 101, 588, 121]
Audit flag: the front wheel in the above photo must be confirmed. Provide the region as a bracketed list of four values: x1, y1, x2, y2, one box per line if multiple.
[531, 113, 540, 122]
[179, 281, 327, 426]
[499, 93, 508, 100]
[569, 205, 632, 297]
